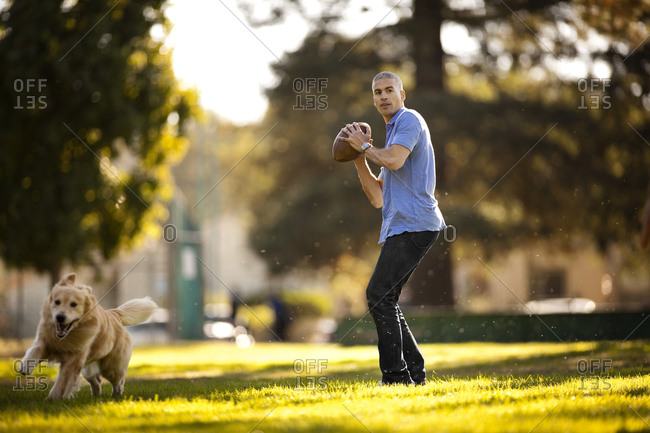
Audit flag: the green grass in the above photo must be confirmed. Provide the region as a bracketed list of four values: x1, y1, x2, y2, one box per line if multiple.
[1, 340, 649, 432]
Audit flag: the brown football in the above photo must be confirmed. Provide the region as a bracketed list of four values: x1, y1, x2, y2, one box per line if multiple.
[332, 122, 370, 162]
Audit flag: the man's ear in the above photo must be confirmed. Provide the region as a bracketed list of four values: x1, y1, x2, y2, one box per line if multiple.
[58, 273, 76, 286]
[401, 89, 406, 103]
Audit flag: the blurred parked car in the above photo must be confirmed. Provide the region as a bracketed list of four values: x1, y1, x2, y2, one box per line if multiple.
[525, 298, 596, 314]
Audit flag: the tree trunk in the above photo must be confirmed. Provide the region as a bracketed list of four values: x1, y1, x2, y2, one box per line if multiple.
[408, 241, 454, 306]
[412, 0, 444, 91]
[16, 271, 24, 340]
[406, 0, 455, 308]
[641, 182, 650, 251]
[47, 261, 62, 291]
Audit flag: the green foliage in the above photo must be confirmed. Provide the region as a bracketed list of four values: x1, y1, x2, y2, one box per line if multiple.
[239, 2, 650, 275]
[237, 303, 275, 337]
[244, 29, 405, 274]
[234, 289, 332, 338]
[0, 0, 198, 280]
[409, 82, 650, 255]
[434, 0, 650, 253]
[281, 289, 333, 318]
[1, 340, 649, 432]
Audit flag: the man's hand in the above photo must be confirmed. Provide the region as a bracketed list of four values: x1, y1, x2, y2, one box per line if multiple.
[342, 121, 408, 171]
[341, 122, 372, 152]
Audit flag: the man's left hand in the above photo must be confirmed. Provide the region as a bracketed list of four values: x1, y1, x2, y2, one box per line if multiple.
[341, 122, 372, 152]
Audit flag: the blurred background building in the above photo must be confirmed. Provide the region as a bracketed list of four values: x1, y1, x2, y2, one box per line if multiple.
[1, 0, 649, 343]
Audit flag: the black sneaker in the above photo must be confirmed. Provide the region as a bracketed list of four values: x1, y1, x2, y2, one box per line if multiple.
[378, 380, 413, 386]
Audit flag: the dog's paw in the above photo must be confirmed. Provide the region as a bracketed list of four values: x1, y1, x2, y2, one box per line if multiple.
[46, 390, 74, 400]
[46, 383, 65, 400]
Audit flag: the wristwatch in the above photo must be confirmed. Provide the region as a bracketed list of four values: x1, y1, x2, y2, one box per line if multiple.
[361, 142, 372, 153]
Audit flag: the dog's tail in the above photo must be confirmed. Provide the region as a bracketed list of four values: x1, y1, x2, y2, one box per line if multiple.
[113, 297, 158, 326]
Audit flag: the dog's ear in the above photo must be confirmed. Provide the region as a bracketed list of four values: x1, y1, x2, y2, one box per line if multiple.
[46, 288, 55, 306]
[77, 284, 92, 293]
[45, 287, 58, 315]
[84, 292, 97, 313]
[58, 273, 76, 286]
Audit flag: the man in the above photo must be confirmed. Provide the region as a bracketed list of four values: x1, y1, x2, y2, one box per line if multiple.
[341, 71, 446, 385]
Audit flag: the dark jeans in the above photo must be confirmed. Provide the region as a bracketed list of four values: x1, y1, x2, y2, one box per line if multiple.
[366, 230, 440, 384]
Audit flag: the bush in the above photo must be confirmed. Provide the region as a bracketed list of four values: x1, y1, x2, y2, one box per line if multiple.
[281, 290, 333, 319]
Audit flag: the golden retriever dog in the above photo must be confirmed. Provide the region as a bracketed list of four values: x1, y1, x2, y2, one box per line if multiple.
[19, 273, 157, 399]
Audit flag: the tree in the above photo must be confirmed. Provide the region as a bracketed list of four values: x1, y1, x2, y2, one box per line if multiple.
[0, 0, 197, 285]
[235, 0, 650, 305]
[246, 31, 390, 274]
[433, 0, 650, 248]
[400, 0, 452, 306]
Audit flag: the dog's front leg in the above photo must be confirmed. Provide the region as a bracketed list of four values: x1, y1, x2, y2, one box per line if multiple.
[19, 342, 48, 375]
[47, 356, 85, 399]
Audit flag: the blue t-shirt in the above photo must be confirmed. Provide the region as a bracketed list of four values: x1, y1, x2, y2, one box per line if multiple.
[378, 107, 446, 244]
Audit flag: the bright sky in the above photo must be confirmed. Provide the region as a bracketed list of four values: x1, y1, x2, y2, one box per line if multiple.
[163, 0, 409, 125]
[163, 1, 606, 125]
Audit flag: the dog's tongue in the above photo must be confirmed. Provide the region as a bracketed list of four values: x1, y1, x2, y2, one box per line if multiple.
[56, 323, 67, 337]
[56, 321, 78, 338]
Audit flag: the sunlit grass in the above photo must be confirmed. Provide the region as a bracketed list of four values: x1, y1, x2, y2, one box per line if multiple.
[1, 340, 648, 432]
